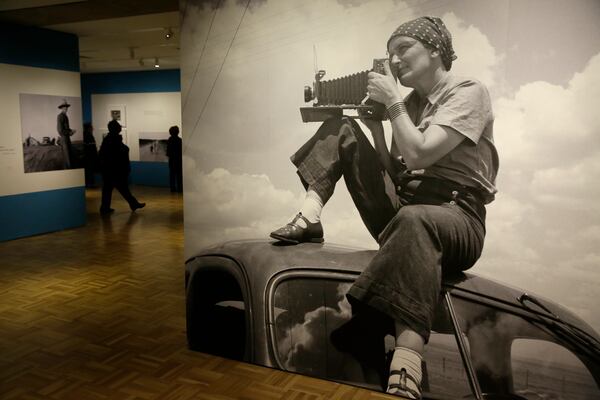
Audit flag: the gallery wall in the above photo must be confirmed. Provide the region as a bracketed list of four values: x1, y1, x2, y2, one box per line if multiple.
[81, 70, 181, 187]
[0, 24, 85, 241]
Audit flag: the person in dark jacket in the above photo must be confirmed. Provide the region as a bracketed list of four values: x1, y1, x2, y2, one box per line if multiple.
[166, 125, 183, 192]
[98, 120, 145, 214]
[83, 122, 99, 187]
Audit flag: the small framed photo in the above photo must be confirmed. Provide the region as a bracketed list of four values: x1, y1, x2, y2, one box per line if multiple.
[107, 104, 126, 127]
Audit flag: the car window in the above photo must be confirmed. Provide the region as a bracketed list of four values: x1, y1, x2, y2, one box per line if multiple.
[272, 277, 367, 384]
[270, 274, 473, 398]
[511, 339, 599, 400]
[424, 329, 472, 398]
[450, 295, 600, 399]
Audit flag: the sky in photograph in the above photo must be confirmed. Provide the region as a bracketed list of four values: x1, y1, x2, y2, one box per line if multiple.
[180, 0, 600, 332]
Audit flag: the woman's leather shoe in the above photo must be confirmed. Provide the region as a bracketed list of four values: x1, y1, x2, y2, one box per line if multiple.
[270, 213, 324, 244]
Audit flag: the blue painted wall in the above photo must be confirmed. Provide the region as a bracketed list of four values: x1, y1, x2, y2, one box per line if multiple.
[0, 24, 85, 242]
[0, 23, 79, 71]
[0, 187, 87, 242]
[81, 70, 181, 187]
[131, 162, 171, 187]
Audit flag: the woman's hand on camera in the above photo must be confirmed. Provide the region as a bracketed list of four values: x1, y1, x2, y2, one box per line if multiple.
[367, 60, 401, 106]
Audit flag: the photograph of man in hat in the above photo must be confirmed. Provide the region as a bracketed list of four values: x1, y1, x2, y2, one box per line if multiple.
[57, 99, 76, 169]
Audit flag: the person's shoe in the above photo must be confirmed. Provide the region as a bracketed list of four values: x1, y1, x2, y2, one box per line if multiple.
[100, 207, 114, 215]
[387, 347, 423, 399]
[270, 213, 324, 244]
[130, 202, 146, 211]
[387, 368, 422, 399]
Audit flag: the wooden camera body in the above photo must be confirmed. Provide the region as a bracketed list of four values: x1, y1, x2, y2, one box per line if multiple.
[300, 58, 388, 122]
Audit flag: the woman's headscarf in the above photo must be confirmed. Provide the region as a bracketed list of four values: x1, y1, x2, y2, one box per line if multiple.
[387, 16, 457, 71]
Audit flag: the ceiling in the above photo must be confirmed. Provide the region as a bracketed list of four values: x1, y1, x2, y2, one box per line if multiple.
[0, 0, 180, 73]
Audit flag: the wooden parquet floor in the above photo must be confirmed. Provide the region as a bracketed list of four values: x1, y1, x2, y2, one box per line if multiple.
[0, 186, 396, 400]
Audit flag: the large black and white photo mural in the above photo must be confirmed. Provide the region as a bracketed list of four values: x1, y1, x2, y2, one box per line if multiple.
[20, 93, 84, 173]
[181, 0, 600, 398]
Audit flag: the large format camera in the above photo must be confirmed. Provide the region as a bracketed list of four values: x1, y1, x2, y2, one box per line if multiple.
[300, 58, 388, 122]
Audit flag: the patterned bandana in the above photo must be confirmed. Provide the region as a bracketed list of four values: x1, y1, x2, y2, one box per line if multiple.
[387, 16, 457, 71]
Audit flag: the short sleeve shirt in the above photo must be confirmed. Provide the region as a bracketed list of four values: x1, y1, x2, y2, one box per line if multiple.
[390, 74, 499, 203]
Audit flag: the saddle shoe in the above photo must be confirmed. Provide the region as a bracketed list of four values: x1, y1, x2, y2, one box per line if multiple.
[270, 213, 324, 244]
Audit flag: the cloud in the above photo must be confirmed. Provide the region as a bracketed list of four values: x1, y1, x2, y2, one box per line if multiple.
[441, 12, 502, 88]
[531, 155, 600, 211]
[494, 53, 600, 171]
[487, 53, 600, 252]
[486, 52, 600, 257]
[184, 159, 302, 254]
[573, 225, 600, 249]
[277, 282, 352, 370]
[183, 158, 376, 257]
[478, 195, 541, 280]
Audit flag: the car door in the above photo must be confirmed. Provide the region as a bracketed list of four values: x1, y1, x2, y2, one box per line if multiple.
[448, 292, 600, 400]
[266, 269, 475, 399]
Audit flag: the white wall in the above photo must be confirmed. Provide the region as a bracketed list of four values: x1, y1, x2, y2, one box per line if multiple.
[91, 92, 181, 161]
[0, 63, 84, 197]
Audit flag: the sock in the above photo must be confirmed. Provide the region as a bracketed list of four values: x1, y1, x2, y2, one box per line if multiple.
[387, 347, 423, 399]
[298, 189, 323, 226]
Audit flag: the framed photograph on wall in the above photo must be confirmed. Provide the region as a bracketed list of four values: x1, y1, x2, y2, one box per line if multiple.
[138, 131, 169, 162]
[19, 93, 83, 173]
[107, 104, 126, 127]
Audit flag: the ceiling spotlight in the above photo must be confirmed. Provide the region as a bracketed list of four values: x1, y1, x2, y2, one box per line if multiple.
[165, 27, 173, 40]
[154, 57, 160, 68]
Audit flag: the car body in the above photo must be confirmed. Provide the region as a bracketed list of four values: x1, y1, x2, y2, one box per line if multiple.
[185, 240, 600, 400]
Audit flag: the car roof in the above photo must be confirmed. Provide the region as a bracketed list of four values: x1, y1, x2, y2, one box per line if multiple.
[190, 239, 600, 342]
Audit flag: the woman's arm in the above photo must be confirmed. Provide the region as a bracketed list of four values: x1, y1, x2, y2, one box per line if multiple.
[359, 116, 395, 175]
[367, 61, 465, 171]
[388, 117, 464, 170]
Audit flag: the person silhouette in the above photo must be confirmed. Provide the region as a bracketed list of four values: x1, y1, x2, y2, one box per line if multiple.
[98, 120, 145, 214]
[83, 122, 99, 187]
[166, 125, 183, 192]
